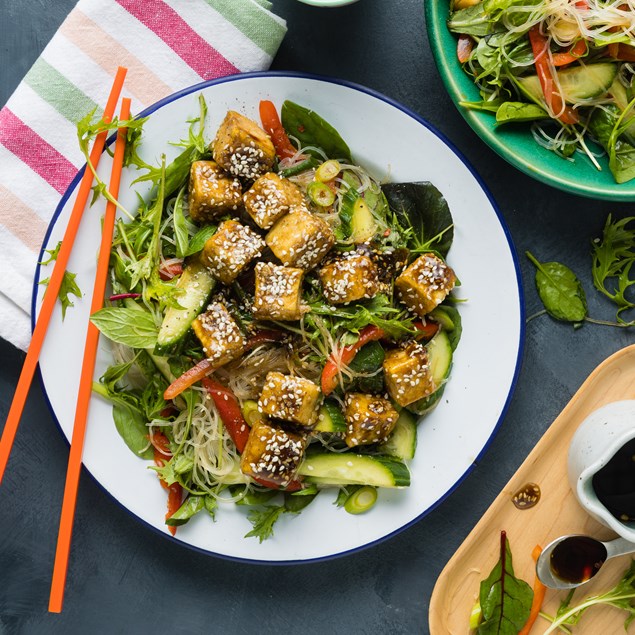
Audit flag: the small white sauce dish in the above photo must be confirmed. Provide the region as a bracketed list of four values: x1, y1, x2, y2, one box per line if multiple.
[568, 400, 635, 542]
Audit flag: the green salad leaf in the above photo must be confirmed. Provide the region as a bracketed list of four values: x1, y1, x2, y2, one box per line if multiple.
[382, 182, 454, 257]
[281, 100, 352, 163]
[38, 241, 82, 320]
[477, 531, 533, 635]
[591, 214, 635, 319]
[165, 495, 205, 527]
[90, 306, 159, 348]
[526, 251, 587, 323]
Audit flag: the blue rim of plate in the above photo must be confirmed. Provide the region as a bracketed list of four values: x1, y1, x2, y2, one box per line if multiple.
[425, 2, 635, 201]
[32, 70, 525, 566]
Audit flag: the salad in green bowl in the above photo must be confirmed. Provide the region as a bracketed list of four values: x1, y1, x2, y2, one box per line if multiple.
[426, 0, 635, 199]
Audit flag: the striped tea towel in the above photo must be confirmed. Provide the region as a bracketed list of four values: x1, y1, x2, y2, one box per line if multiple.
[0, 0, 286, 352]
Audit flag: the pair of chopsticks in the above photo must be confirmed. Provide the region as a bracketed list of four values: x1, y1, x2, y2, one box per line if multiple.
[0, 67, 132, 613]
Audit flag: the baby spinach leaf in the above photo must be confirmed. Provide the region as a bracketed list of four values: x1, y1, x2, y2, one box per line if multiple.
[347, 341, 385, 393]
[495, 102, 548, 124]
[382, 182, 454, 257]
[91, 306, 158, 348]
[112, 402, 154, 460]
[459, 100, 505, 114]
[281, 101, 352, 163]
[526, 251, 587, 323]
[478, 531, 533, 635]
[588, 106, 635, 185]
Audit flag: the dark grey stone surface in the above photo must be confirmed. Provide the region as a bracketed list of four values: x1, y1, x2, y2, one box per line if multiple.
[1, 1, 633, 633]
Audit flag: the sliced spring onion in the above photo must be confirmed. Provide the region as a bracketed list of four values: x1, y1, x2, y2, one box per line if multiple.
[344, 485, 378, 515]
[315, 159, 341, 182]
[241, 400, 261, 427]
[278, 157, 319, 178]
[307, 181, 336, 207]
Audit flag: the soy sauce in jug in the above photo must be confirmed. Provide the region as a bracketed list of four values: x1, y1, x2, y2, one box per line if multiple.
[592, 438, 635, 521]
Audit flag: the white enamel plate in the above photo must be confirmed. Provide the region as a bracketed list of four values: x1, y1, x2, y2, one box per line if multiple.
[33, 73, 524, 563]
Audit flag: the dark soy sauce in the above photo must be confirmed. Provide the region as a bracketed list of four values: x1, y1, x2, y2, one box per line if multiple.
[592, 438, 635, 521]
[550, 536, 607, 584]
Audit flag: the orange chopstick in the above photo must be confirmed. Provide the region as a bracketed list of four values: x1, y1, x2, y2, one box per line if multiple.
[48, 97, 132, 614]
[0, 67, 128, 486]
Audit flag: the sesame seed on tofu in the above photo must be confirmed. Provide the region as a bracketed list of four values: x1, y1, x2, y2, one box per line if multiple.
[191, 301, 246, 367]
[265, 208, 335, 271]
[240, 419, 306, 487]
[202, 220, 264, 285]
[383, 341, 436, 407]
[395, 253, 456, 317]
[253, 262, 305, 321]
[343, 393, 399, 447]
[258, 372, 322, 429]
[319, 252, 380, 305]
[212, 111, 275, 181]
[188, 160, 243, 223]
[244, 172, 307, 229]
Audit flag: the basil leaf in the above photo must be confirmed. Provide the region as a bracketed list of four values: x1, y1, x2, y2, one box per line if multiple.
[165, 495, 205, 526]
[478, 532, 533, 635]
[112, 403, 153, 460]
[495, 102, 548, 124]
[91, 307, 158, 348]
[382, 182, 454, 257]
[185, 224, 217, 256]
[281, 101, 352, 163]
[526, 252, 587, 323]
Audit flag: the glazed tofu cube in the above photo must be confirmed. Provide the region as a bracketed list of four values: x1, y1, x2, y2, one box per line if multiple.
[383, 342, 436, 407]
[395, 253, 456, 317]
[191, 301, 246, 366]
[212, 111, 276, 180]
[258, 372, 321, 428]
[344, 393, 399, 447]
[240, 419, 306, 487]
[188, 160, 242, 223]
[319, 253, 380, 305]
[266, 208, 335, 270]
[244, 172, 306, 230]
[253, 262, 305, 321]
[201, 220, 265, 285]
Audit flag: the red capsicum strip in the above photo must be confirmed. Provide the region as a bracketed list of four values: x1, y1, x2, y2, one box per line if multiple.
[201, 378, 251, 453]
[158, 260, 183, 281]
[320, 322, 440, 396]
[149, 430, 182, 536]
[528, 26, 579, 125]
[259, 100, 297, 160]
[163, 330, 285, 400]
[551, 38, 587, 66]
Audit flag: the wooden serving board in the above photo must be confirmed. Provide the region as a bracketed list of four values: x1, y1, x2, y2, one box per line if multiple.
[429, 345, 635, 635]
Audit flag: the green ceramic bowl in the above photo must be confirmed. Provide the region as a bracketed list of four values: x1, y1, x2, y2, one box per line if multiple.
[425, 2, 635, 201]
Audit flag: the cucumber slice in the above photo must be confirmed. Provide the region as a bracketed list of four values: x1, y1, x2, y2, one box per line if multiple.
[314, 399, 347, 433]
[351, 198, 377, 243]
[518, 62, 618, 104]
[155, 260, 216, 352]
[429, 306, 456, 331]
[427, 330, 453, 385]
[298, 453, 410, 487]
[406, 332, 453, 416]
[378, 410, 417, 460]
